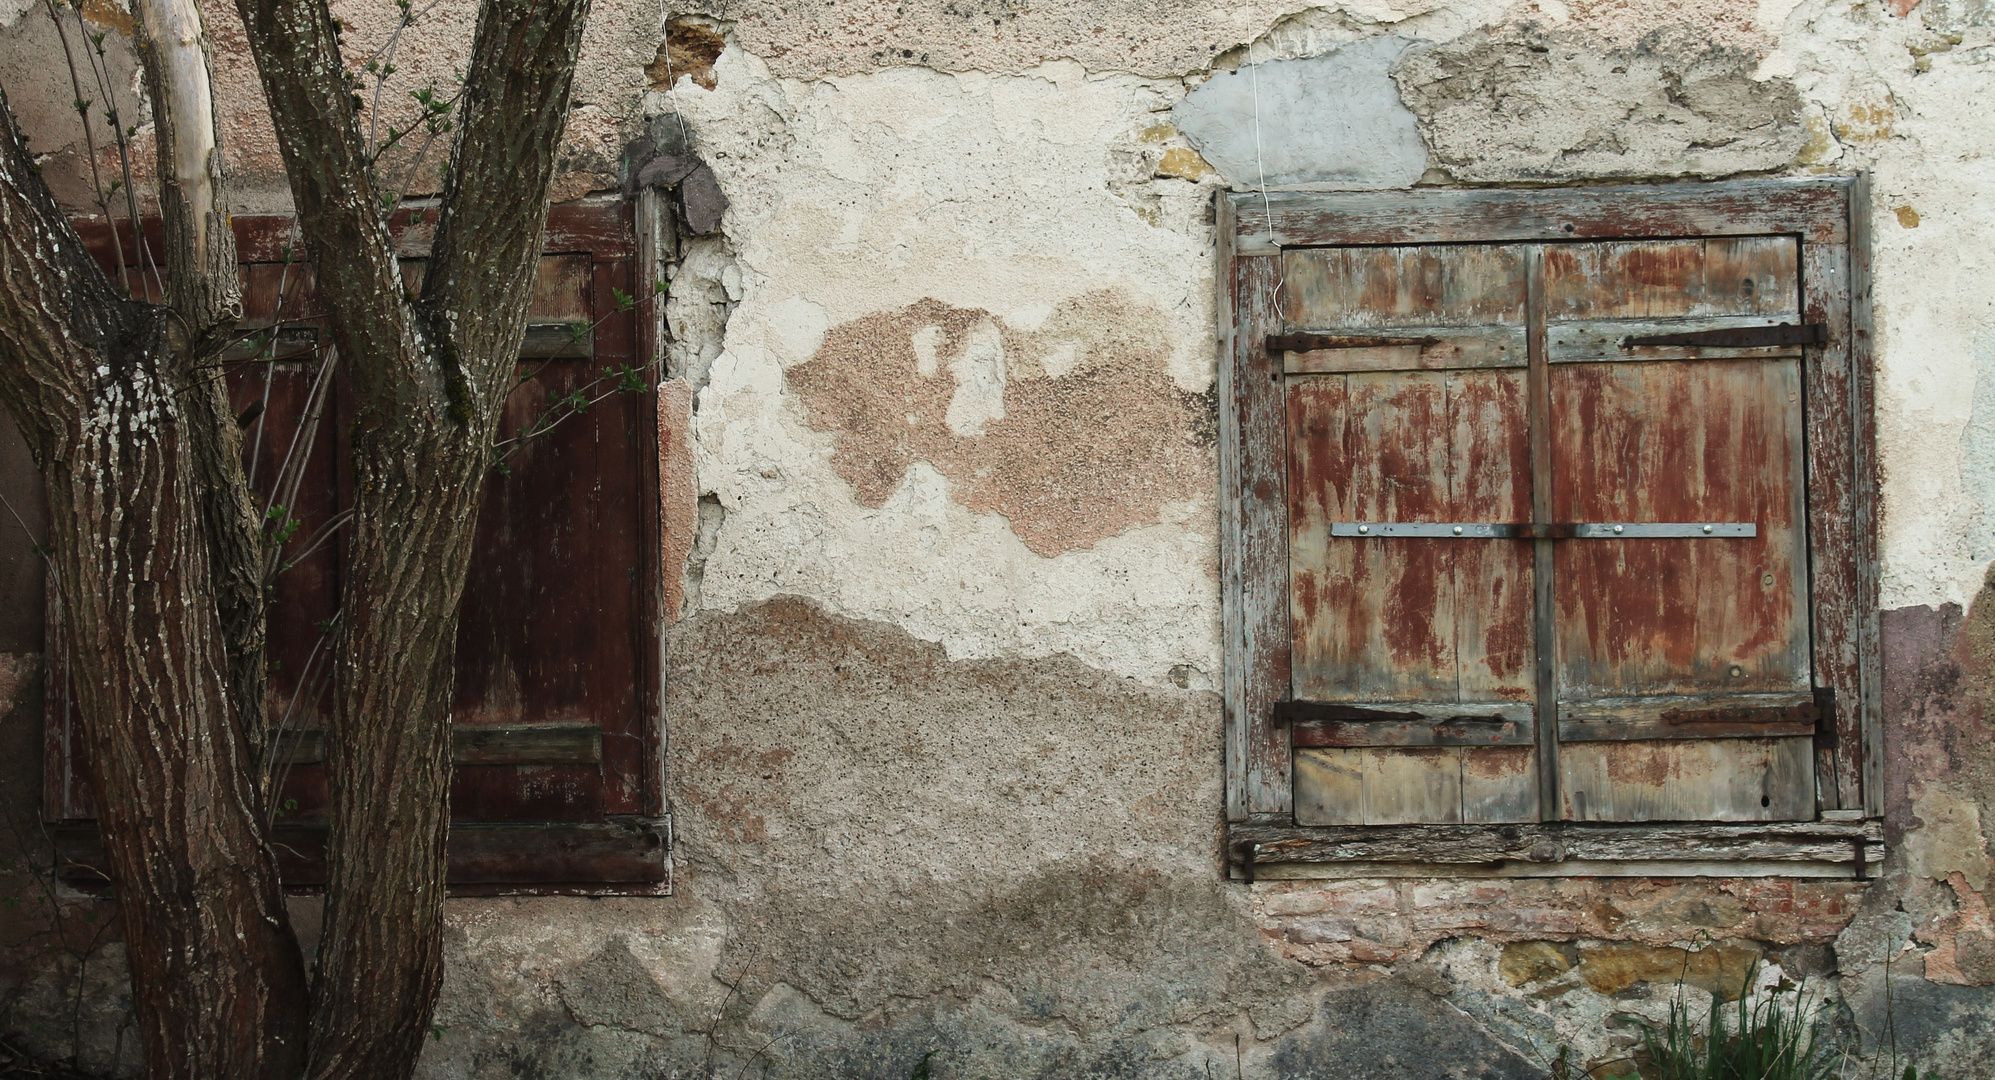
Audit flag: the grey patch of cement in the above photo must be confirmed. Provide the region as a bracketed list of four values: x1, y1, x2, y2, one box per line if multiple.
[1844, 973, 1995, 1076]
[1392, 27, 1807, 182]
[1171, 37, 1427, 191]
[1269, 973, 1542, 1080]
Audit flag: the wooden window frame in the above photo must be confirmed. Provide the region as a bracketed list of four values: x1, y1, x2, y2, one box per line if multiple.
[1217, 178, 1882, 880]
[45, 197, 673, 896]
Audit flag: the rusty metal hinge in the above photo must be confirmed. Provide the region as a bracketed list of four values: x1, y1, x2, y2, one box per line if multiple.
[1660, 701, 1822, 726]
[1266, 333, 1441, 352]
[1620, 322, 1827, 349]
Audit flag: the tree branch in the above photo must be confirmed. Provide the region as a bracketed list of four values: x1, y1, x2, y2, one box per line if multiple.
[421, 0, 593, 420]
[0, 81, 126, 450]
[132, 0, 270, 760]
[133, 0, 236, 334]
[233, 0, 420, 418]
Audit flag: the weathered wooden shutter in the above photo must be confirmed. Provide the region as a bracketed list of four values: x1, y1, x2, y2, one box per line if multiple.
[48, 203, 667, 894]
[1279, 236, 1821, 827]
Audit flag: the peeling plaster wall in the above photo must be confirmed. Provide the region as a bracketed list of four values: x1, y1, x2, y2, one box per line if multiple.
[7, 0, 1995, 1076]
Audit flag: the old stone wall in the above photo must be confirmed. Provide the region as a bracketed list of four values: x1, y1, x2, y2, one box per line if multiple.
[4, 0, 1995, 1076]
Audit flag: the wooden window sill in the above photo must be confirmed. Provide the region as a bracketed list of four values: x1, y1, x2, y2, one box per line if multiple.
[1227, 818, 1883, 881]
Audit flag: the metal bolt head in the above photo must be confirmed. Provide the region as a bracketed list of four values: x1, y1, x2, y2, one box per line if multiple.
[1730, 665, 1744, 677]
[1358, 524, 1369, 535]
[1452, 525, 1463, 535]
[1702, 524, 1715, 534]
[1612, 524, 1624, 534]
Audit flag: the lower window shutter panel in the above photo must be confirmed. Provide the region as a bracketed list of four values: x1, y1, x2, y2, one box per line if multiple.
[48, 202, 666, 895]
[1224, 181, 1878, 878]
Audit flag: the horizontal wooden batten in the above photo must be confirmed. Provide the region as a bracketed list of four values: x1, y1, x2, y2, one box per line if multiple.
[1229, 818, 1883, 880]
[1279, 326, 1526, 374]
[271, 722, 604, 766]
[1293, 718, 1532, 748]
[1281, 701, 1532, 748]
[520, 323, 595, 358]
[1560, 692, 1815, 722]
[1560, 692, 1820, 742]
[1550, 316, 1812, 363]
[1233, 180, 1850, 253]
[1559, 719, 1816, 742]
[71, 198, 635, 268]
[52, 819, 668, 895]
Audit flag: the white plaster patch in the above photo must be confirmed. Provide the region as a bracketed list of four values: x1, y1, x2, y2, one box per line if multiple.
[663, 62, 1222, 682]
[1764, 3, 1995, 609]
[943, 318, 1006, 436]
[1037, 339, 1081, 379]
[761, 294, 829, 368]
[911, 325, 946, 378]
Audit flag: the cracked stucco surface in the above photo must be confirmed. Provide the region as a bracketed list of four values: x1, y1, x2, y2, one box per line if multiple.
[7, 0, 1995, 1077]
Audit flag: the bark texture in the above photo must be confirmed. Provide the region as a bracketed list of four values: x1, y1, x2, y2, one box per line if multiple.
[229, 0, 592, 1072]
[0, 83, 308, 1080]
[131, 0, 271, 764]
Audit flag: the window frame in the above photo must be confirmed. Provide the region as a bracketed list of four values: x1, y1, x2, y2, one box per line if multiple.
[1216, 178, 1881, 880]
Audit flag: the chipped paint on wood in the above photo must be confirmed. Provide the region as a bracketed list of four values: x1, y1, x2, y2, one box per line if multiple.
[1286, 369, 1533, 704]
[1561, 737, 1816, 821]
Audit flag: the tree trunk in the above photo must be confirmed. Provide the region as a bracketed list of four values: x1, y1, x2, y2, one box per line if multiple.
[227, 0, 592, 1072]
[0, 86, 309, 1080]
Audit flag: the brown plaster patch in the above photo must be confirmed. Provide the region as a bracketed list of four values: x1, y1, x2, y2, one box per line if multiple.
[647, 18, 725, 91]
[788, 293, 1214, 557]
[658, 378, 697, 624]
[79, 0, 134, 36]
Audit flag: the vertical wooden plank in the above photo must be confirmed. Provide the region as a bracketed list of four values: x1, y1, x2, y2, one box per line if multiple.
[1294, 748, 1365, 826]
[1527, 246, 1561, 821]
[1362, 747, 1464, 824]
[1803, 237, 1861, 813]
[1848, 175, 1882, 817]
[1449, 369, 1535, 704]
[1461, 746, 1539, 823]
[1220, 198, 1292, 819]
[630, 198, 672, 820]
[1561, 737, 1815, 822]
[594, 256, 648, 817]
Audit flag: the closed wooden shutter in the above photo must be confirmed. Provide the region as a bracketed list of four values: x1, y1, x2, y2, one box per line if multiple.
[1279, 235, 1819, 827]
[47, 202, 667, 894]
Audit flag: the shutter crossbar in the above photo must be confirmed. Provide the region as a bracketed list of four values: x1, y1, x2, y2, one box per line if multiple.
[1329, 522, 1755, 539]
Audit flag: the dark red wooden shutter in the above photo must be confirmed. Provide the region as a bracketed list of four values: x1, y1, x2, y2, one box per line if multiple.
[49, 203, 666, 894]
